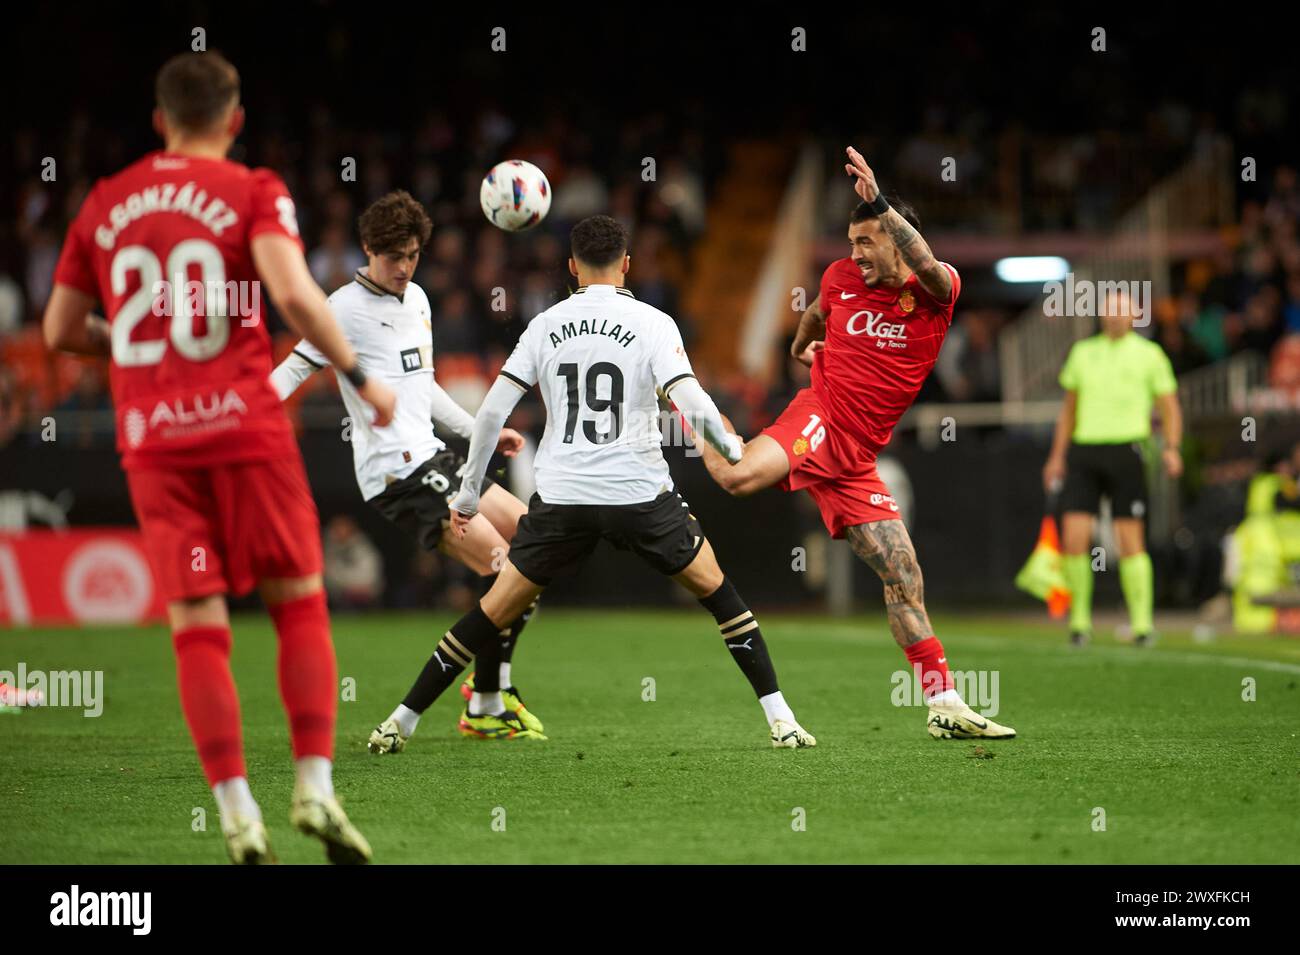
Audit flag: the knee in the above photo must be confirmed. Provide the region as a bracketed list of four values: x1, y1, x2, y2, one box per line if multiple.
[693, 568, 725, 597]
[260, 574, 323, 606]
[882, 555, 924, 602]
[882, 578, 922, 609]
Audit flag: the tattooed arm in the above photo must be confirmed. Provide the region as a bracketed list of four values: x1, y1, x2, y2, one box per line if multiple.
[843, 146, 953, 303]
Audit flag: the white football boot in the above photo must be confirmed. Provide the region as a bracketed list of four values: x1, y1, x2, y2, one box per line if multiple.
[290, 783, 372, 865]
[926, 700, 1016, 740]
[223, 814, 275, 865]
[367, 718, 408, 754]
[770, 719, 817, 748]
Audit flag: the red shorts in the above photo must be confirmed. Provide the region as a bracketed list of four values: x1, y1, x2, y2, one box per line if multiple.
[760, 388, 900, 538]
[127, 455, 323, 601]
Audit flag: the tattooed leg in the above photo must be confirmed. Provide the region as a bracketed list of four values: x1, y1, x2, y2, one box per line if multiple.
[844, 520, 934, 648]
[844, 518, 962, 711]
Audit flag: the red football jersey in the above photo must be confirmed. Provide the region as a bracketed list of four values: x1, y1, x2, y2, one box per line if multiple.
[53, 151, 303, 470]
[811, 256, 960, 457]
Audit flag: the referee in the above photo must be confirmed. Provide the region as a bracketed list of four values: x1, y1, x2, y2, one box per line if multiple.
[1042, 290, 1183, 646]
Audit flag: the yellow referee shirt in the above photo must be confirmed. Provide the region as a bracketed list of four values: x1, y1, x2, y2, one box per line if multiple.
[1059, 332, 1177, 444]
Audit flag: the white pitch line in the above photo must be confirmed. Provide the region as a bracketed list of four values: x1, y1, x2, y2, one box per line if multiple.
[786, 625, 1300, 676]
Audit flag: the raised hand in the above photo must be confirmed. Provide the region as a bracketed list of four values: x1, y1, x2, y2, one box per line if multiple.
[844, 146, 880, 203]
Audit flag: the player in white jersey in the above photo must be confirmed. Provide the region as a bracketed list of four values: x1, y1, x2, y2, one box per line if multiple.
[272, 191, 545, 744]
[368, 216, 816, 751]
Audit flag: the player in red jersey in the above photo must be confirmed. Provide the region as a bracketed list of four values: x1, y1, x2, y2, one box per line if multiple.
[698, 146, 1015, 740]
[42, 52, 397, 863]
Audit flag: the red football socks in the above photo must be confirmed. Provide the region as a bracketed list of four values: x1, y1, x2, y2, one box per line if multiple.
[268, 592, 337, 761]
[904, 636, 954, 700]
[172, 626, 245, 786]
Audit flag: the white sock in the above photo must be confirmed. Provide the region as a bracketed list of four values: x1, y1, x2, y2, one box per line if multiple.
[391, 703, 421, 738]
[929, 688, 964, 707]
[471, 691, 505, 716]
[759, 691, 796, 727]
[499, 662, 512, 689]
[213, 777, 260, 827]
[295, 755, 334, 799]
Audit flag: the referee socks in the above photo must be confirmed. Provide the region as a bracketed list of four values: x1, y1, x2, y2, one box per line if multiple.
[1119, 552, 1154, 636]
[1062, 553, 1094, 633]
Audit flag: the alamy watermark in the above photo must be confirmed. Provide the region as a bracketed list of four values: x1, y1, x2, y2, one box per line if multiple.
[0, 664, 103, 717]
[891, 665, 1000, 716]
[1042, 274, 1151, 328]
[49, 885, 150, 934]
[567, 406, 727, 458]
[151, 276, 261, 327]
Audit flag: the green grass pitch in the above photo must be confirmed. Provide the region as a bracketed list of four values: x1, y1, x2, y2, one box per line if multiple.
[2, 610, 1297, 864]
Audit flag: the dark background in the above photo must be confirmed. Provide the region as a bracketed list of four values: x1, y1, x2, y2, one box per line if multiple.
[1, 3, 1294, 613]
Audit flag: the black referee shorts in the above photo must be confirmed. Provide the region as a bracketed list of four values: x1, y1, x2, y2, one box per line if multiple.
[507, 489, 706, 585]
[1060, 442, 1148, 520]
[369, 449, 496, 551]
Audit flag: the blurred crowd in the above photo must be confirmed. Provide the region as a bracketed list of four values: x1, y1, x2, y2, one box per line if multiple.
[0, 104, 714, 450]
[5, 90, 1300, 609]
[823, 104, 1226, 234]
[5, 95, 1298, 445]
[1188, 167, 1300, 389]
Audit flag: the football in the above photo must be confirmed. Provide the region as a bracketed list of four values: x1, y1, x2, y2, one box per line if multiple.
[479, 159, 552, 232]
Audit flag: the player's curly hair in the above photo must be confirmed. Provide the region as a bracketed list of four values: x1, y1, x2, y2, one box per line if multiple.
[570, 215, 629, 268]
[851, 196, 921, 230]
[358, 190, 433, 255]
[155, 52, 240, 132]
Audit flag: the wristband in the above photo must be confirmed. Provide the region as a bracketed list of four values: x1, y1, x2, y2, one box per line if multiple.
[867, 193, 890, 216]
[343, 365, 367, 389]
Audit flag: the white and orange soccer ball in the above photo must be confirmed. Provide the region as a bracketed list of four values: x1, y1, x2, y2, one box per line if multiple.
[479, 160, 552, 232]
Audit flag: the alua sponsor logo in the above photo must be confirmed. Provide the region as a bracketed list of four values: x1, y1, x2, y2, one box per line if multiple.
[125, 389, 249, 446]
[148, 389, 248, 429]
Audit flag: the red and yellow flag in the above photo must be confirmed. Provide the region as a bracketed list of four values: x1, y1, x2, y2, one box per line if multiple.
[1014, 516, 1072, 618]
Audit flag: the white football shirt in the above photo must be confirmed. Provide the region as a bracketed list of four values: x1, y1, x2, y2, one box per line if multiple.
[291, 272, 444, 499]
[500, 284, 694, 505]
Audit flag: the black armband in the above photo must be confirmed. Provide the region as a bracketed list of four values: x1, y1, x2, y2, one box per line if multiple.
[867, 193, 891, 216]
[343, 365, 367, 389]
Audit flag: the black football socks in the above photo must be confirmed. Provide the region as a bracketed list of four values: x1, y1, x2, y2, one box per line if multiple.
[472, 595, 537, 694]
[699, 577, 779, 698]
[401, 605, 500, 713]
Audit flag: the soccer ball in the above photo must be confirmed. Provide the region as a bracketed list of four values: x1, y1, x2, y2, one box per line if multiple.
[479, 160, 552, 232]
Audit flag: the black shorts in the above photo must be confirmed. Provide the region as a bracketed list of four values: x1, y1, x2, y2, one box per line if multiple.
[1061, 442, 1148, 519]
[507, 489, 706, 585]
[369, 449, 496, 551]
